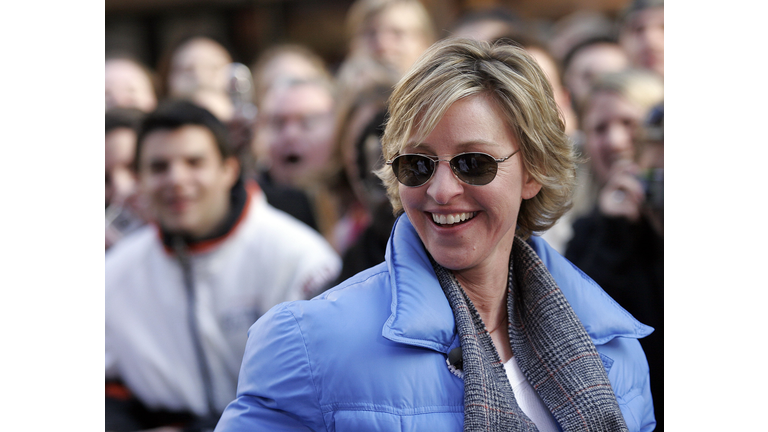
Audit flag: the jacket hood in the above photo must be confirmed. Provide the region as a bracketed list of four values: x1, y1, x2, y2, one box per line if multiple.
[381, 214, 653, 351]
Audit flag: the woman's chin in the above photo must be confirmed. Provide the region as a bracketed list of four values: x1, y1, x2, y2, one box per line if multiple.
[427, 248, 477, 273]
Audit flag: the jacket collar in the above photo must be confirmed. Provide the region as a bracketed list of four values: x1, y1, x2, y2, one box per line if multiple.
[382, 214, 457, 353]
[159, 179, 261, 255]
[381, 214, 652, 352]
[526, 235, 654, 345]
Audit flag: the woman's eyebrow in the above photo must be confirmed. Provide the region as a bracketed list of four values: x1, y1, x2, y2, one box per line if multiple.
[405, 139, 503, 152]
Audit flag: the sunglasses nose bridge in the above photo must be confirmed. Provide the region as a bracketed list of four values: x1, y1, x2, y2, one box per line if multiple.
[429, 155, 483, 186]
[426, 158, 466, 202]
[445, 156, 468, 181]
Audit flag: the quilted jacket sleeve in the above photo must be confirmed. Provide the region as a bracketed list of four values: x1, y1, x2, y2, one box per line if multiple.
[215, 304, 326, 432]
[601, 336, 656, 432]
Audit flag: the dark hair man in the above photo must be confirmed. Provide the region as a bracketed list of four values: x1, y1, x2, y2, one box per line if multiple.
[105, 100, 341, 431]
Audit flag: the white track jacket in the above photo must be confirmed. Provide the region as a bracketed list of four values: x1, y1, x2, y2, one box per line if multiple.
[105, 186, 341, 416]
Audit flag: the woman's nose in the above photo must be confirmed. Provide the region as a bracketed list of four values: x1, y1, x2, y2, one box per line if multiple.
[426, 161, 463, 205]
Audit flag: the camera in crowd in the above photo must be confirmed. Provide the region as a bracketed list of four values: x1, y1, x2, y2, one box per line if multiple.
[638, 167, 663, 209]
[636, 102, 663, 210]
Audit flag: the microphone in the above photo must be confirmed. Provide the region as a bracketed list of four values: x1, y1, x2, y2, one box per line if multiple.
[448, 347, 463, 370]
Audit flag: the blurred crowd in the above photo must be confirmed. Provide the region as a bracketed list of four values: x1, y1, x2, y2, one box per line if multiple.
[105, 0, 664, 430]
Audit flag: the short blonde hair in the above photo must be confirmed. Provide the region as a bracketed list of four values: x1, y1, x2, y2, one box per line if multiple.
[376, 38, 577, 239]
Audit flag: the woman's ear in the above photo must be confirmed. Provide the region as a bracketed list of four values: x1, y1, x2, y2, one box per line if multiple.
[521, 173, 542, 200]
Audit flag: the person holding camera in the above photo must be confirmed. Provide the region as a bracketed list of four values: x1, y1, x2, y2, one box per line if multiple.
[566, 102, 664, 431]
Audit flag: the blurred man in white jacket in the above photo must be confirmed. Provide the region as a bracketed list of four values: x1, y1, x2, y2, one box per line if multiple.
[105, 100, 341, 432]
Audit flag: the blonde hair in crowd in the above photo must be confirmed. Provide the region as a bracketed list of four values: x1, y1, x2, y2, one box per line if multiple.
[580, 68, 664, 122]
[346, 0, 435, 42]
[376, 38, 577, 239]
[250, 44, 331, 107]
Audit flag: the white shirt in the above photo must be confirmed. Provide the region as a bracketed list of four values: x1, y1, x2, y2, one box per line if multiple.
[503, 356, 560, 432]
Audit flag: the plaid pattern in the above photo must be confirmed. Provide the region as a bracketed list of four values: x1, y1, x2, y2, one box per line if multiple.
[431, 236, 628, 432]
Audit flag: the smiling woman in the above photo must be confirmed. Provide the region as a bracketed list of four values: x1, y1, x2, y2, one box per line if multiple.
[214, 39, 656, 432]
[378, 40, 576, 241]
[395, 94, 540, 295]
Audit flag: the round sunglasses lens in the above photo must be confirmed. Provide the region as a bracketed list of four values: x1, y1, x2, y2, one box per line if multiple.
[393, 155, 434, 186]
[452, 153, 498, 185]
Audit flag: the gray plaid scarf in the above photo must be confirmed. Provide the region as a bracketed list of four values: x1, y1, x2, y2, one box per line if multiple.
[431, 236, 628, 432]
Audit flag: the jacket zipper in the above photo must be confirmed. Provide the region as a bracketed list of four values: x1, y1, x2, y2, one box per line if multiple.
[173, 236, 218, 417]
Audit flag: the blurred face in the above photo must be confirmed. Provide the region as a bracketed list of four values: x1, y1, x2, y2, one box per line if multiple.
[168, 39, 232, 97]
[105, 127, 137, 207]
[583, 91, 644, 184]
[260, 84, 335, 187]
[527, 47, 576, 136]
[398, 94, 541, 283]
[105, 59, 157, 112]
[564, 43, 629, 106]
[620, 7, 664, 76]
[341, 103, 388, 210]
[139, 125, 238, 238]
[258, 53, 323, 98]
[360, 3, 430, 75]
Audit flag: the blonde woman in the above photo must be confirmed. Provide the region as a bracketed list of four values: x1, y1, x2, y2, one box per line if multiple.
[215, 39, 654, 432]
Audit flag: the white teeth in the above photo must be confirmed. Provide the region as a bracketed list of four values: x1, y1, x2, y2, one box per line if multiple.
[432, 212, 475, 225]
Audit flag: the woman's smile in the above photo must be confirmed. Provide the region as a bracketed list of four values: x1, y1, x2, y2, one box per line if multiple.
[400, 93, 540, 274]
[430, 211, 476, 226]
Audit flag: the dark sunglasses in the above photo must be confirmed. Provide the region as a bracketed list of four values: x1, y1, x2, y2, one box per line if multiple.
[386, 150, 519, 187]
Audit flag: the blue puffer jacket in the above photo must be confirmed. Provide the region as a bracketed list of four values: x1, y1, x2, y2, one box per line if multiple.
[215, 214, 656, 432]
